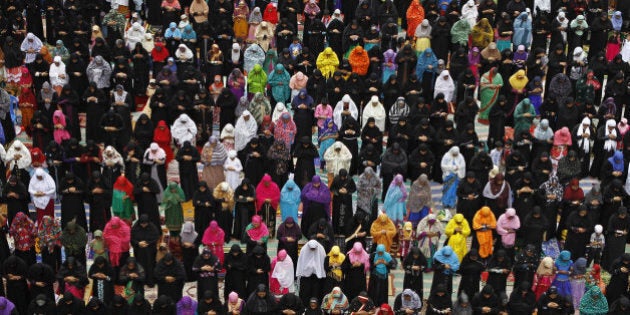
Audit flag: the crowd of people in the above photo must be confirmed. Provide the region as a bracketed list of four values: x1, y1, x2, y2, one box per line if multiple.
[1, 0, 630, 314]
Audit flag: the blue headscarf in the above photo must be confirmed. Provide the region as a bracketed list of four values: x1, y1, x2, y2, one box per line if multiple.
[373, 244, 393, 277]
[320, 118, 338, 137]
[416, 48, 438, 81]
[612, 11, 623, 32]
[608, 150, 625, 172]
[181, 24, 197, 40]
[433, 246, 460, 274]
[164, 22, 182, 39]
[555, 250, 573, 270]
[513, 12, 532, 47]
[280, 179, 301, 221]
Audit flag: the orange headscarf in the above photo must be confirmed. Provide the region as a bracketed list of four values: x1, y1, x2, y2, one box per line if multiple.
[348, 46, 370, 76]
[472, 206, 497, 258]
[406, 0, 425, 38]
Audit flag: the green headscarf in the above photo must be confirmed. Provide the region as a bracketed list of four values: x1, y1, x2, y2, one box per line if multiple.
[579, 285, 608, 315]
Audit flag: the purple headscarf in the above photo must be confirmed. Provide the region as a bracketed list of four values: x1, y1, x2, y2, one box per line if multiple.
[0, 298, 16, 315]
[383, 49, 398, 70]
[176, 296, 198, 315]
[301, 175, 332, 214]
[468, 47, 480, 65]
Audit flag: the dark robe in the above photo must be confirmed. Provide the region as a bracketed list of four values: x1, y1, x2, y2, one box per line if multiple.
[606, 255, 630, 304]
[512, 247, 539, 288]
[88, 258, 115, 303]
[28, 262, 56, 302]
[133, 175, 161, 228]
[30, 110, 52, 150]
[87, 173, 112, 232]
[83, 85, 108, 144]
[59, 175, 87, 230]
[343, 252, 368, 301]
[246, 247, 271, 295]
[130, 218, 160, 286]
[323, 254, 347, 293]
[56, 294, 87, 315]
[276, 218, 301, 269]
[224, 245, 248, 300]
[56, 259, 89, 297]
[458, 250, 485, 299]
[193, 184, 214, 243]
[3, 180, 29, 225]
[485, 252, 512, 295]
[3, 255, 30, 315]
[402, 247, 428, 300]
[603, 212, 630, 271]
[192, 253, 221, 299]
[233, 181, 256, 240]
[154, 256, 186, 302]
[118, 257, 146, 298]
[330, 173, 357, 235]
[294, 139, 319, 188]
[407, 145, 435, 182]
[176, 142, 200, 200]
[564, 211, 593, 260]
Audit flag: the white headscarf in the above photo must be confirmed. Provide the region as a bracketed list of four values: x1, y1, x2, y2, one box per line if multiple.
[434, 70, 455, 102]
[271, 253, 295, 289]
[440, 146, 466, 179]
[534, 0, 551, 14]
[333, 95, 358, 128]
[175, 44, 194, 61]
[461, 0, 479, 28]
[145, 142, 166, 161]
[272, 102, 289, 122]
[6, 140, 32, 170]
[142, 33, 155, 52]
[576, 117, 591, 153]
[604, 119, 618, 152]
[29, 168, 57, 208]
[21, 33, 43, 63]
[556, 12, 568, 42]
[296, 240, 327, 278]
[125, 22, 146, 51]
[103, 146, 125, 168]
[49, 56, 68, 87]
[231, 43, 242, 64]
[323, 141, 353, 175]
[171, 114, 198, 146]
[362, 95, 386, 131]
[221, 123, 235, 140]
[234, 110, 258, 151]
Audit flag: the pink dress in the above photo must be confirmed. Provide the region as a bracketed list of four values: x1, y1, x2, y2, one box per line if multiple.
[314, 104, 333, 131]
[533, 274, 555, 300]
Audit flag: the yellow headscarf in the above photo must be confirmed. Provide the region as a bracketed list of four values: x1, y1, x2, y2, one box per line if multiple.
[402, 221, 414, 240]
[509, 69, 529, 91]
[328, 246, 346, 280]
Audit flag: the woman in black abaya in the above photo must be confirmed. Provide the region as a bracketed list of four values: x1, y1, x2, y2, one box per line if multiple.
[247, 245, 271, 295]
[402, 247, 428, 300]
[603, 208, 630, 271]
[154, 253, 186, 301]
[192, 248, 221, 299]
[3, 255, 29, 315]
[176, 141, 200, 200]
[131, 214, 160, 286]
[83, 82, 108, 144]
[224, 244, 248, 301]
[133, 173, 161, 228]
[59, 172, 87, 230]
[458, 249, 484, 299]
[233, 179, 256, 240]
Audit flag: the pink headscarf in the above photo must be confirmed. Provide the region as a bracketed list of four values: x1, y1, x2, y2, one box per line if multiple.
[391, 174, 408, 200]
[229, 292, 239, 303]
[347, 242, 370, 272]
[619, 118, 629, 135]
[102, 217, 131, 267]
[202, 221, 225, 246]
[496, 208, 520, 247]
[246, 215, 269, 241]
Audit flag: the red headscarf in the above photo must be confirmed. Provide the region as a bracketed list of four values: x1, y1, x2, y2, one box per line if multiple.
[246, 215, 269, 240]
[263, 3, 278, 24]
[202, 220, 225, 246]
[255, 174, 280, 211]
[103, 217, 131, 266]
[562, 178, 584, 201]
[30, 147, 46, 165]
[151, 42, 170, 62]
[20, 86, 36, 105]
[153, 120, 174, 164]
[113, 175, 135, 201]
